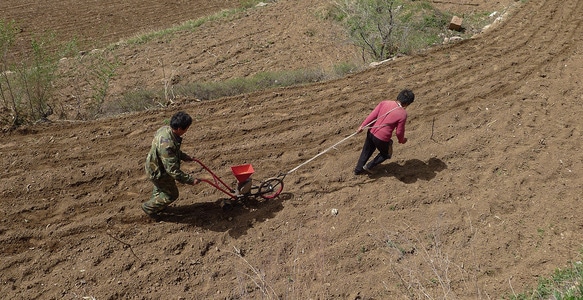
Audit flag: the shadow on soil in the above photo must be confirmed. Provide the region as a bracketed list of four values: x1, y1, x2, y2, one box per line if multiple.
[373, 157, 447, 183]
[152, 193, 293, 238]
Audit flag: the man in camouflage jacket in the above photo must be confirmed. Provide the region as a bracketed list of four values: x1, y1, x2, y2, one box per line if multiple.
[142, 111, 200, 217]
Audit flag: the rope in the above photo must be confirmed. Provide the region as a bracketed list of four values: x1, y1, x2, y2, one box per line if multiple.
[285, 102, 402, 175]
[285, 130, 359, 174]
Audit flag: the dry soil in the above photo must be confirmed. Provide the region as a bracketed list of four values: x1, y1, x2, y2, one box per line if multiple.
[1, 0, 583, 299]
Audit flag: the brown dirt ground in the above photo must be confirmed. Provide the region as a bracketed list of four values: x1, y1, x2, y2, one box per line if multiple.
[2, 0, 583, 299]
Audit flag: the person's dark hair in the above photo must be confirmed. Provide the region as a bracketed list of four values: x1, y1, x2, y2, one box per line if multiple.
[170, 111, 192, 130]
[397, 89, 415, 106]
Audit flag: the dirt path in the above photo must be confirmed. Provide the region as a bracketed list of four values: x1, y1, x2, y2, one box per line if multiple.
[1, 0, 583, 299]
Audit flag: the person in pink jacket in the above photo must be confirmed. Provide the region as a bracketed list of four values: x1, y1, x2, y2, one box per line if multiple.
[354, 89, 415, 175]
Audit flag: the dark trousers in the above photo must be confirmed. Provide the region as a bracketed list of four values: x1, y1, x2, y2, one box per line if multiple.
[355, 131, 393, 172]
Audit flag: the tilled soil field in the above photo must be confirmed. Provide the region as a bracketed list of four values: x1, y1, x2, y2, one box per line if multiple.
[2, 0, 583, 299]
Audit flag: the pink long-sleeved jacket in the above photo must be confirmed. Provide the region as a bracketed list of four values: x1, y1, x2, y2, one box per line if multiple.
[360, 100, 408, 143]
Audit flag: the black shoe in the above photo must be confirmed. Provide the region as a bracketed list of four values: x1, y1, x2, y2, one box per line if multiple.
[354, 168, 371, 175]
[363, 166, 373, 174]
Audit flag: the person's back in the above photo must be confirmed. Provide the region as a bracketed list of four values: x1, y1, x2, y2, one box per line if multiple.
[367, 100, 408, 143]
[146, 125, 172, 180]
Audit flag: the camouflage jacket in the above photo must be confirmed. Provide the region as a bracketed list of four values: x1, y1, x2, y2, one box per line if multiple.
[145, 126, 194, 184]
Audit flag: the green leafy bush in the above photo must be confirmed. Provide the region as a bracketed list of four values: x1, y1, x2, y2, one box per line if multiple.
[330, 0, 450, 61]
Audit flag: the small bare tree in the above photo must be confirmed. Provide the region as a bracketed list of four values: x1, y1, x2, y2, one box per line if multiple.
[1, 20, 67, 126]
[0, 19, 21, 126]
[333, 0, 450, 62]
[335, 0, 404, 61]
